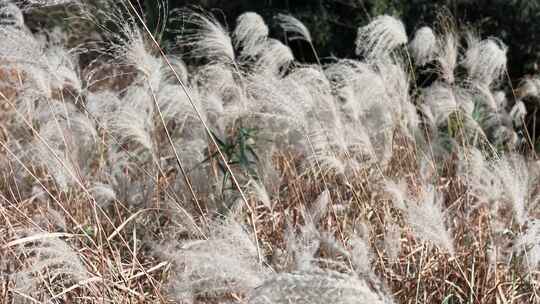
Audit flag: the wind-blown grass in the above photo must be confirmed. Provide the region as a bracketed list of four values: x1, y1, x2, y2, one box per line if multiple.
[1, 1, 539, 303]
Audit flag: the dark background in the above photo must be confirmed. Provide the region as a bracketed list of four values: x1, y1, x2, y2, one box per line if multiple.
[138, 0, 540, 84]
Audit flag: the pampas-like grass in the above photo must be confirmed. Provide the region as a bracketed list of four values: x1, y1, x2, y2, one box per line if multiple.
[435, 32, 458, 84]
[30, 104, 98, 191]
[510, 100, 527, 126]
[248, 180, 272, 210]
[348, 235, 373, 275]
[234, 12, 269, 58]
[86, 90, 122, 127]
[195, 63, 237, 93]
[387, 181, 455, 254]
[20, 0, 76, 10]
[32, 207, 68, 231]
[160, 55, 189, 84]
[276, 14, 313, 43]
[332, 62, 387, 120]
[421, 82, 475, 127]
[409, 26, 437, 66]
[285, 219, 321, 271]
[0, 2, 24, 28]
[488, 155, 534, 226]
[317, 60, 403, 168]
[306, 190, 330, 224]
[88, 182, 116, 208]
[109, 85, 155, 153]
[2, 4, 540, 304]
[253, 38, 294, 76]
[461, 150, 537, 226]
[385, 179, 408, 210]
[405, 185, 455, 255]
[155, 83, 196, 124]
[515, 219, 540, 269]
[0, 16, 45, 73]
[10, 230, 90, 302]
[44, 45, 82, 93]
[384, 222, 402, 262]
[464, 37, 508, 87]
[172, 8, 235, 64]
[307, 121, 375, 176]
[244, 73, 308, 132]
[517, 76, 540, 99]
[160, 218, 267, 302]
[376, 61, 419, 138]
[123, 28, 163, 88]
[355, 15, 407, 60]
[248, 269, 393, 304]
[459, 148, 504, 204]
[473, 84, 503, 111]
[86, 2, 170, 90]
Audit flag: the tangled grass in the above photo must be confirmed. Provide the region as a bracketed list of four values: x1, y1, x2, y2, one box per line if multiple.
[1, 1, 539, 303]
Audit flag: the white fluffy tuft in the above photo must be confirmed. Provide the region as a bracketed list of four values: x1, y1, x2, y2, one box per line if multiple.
[355, 15, 408, 60]
[409, 26, 437, 66]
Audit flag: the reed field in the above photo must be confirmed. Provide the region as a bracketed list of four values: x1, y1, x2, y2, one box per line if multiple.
[0, 1, 539, 303]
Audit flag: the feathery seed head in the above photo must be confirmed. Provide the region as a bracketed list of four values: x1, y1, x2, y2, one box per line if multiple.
[349, 236, 373, 275]
[510, 101, 527, 126]
[173, 9, 235, 64]
[355, 15, 407, 60]
[276, 13, 313, 43]
[248, 180, 273, 210]
[407, 185, 455, 254]
[515, 219, 540, 269]
[385, 179, 408, 211]
[421, 82, 475, 127]
[517, 76, 540, 100]
[384, 222, 402, 262]
[20, 0, 77, 10]
[234, 12, 269, 57]
[45, 45, 82, 92]
[462, 151, 533, 226]
[0, 24, 44, 69]
[12, 231, 90, 300]
[435, 33, 458, 84]
[254, 38, 294, 76]
[109, 86, 155, 152]
[409, 26, 437, 66]
[89, 182, 117, 208]
[307, 190, 330, 224]
[123, 29, 164, 87]
[249, 270, 393, 304]
[494, 90, 508, 109]
[0, 2, 24, 28]
[32, 120, 81, 191]
[464, 37, 508, 87]
[387, 180, 454, 254]
[161, 218, 267, 301]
